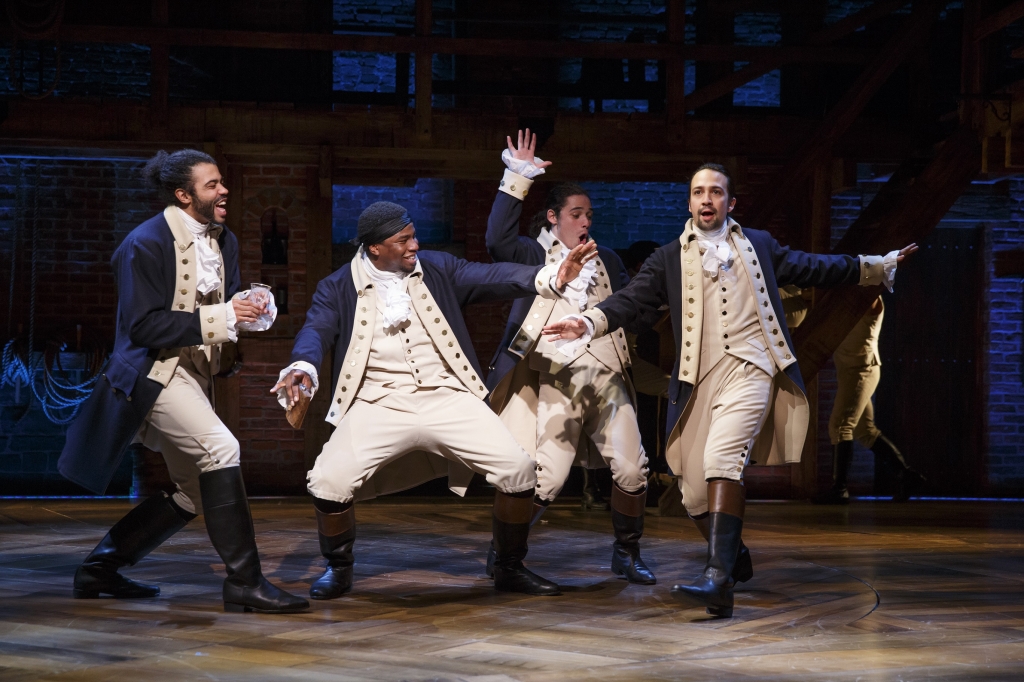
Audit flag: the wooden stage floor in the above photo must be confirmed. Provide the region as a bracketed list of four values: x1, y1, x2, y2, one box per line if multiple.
[1, 497, 1023, 681]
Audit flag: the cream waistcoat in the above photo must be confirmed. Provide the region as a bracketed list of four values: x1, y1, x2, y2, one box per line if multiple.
[676, 218, 795, 384]
[698, 241, 775, 382]
[326, 252, 484, 426]
[357, 275, 467, 402]
[505, 237, 630, 373]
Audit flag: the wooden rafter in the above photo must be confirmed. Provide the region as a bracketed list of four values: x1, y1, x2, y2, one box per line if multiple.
[792, 122, 982, 382]
[973, 0, 1024, 41]
[684, 0, 910, 113]
[746, 0, 942, 230]
[0, 24, 874, 63]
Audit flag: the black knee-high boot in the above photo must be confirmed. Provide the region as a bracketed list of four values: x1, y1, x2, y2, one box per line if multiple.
[309, 498, 355, 600]
[671, 479, 745, 618]
[486, 497, 547, 579]
[199, 467, 309, 613]
[814, 440, 854, 505]
[491, 491, 560, 595]
[610, 484, 656, 584]
[871, 433, 926, 502]
[690, 512, 752, 583]
[73, 493, 195, 599]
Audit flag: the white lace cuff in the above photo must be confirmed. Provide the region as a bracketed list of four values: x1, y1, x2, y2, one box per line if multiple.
[275, 361, 319, 409]
[552, 314, 595, 358]
[501, 148, 547, 179]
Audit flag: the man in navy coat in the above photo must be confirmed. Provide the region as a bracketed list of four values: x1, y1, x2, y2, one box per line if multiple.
[58, 149, 307, 614]
[483, 130, 656, 586]
[272, 200, 597, 598]
[544, 163, 917, 617]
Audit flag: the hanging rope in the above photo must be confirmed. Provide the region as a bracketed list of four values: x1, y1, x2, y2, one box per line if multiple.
[25, 332, 104, 424]
[6, 0, 65, 100]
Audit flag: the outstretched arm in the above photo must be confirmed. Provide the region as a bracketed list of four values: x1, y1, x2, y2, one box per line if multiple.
[454, 241, 599, 307]
[544, 248, 670, 341]
[774, 238, 917, 291]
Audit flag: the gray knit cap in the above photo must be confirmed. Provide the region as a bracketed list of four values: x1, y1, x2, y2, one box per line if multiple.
[352, 201, 412, 246]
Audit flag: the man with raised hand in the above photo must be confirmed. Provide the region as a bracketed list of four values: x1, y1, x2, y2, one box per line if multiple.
[60, 149, 308, 614]
[543, 162, 917, 618]
[484, 130, 656, 586]
[272, 200, 597, 599]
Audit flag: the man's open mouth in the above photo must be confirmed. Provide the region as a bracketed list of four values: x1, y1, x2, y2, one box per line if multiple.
[578, 232, 589, 245]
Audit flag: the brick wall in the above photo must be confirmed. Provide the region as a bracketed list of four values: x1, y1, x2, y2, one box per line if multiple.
[983, 177, 1024, 493]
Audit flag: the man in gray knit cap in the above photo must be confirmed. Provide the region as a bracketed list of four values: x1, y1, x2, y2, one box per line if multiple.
[273, 200, 597, 598]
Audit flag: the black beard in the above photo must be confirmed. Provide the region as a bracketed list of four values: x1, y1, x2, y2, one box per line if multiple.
[189, 190, 219, 224]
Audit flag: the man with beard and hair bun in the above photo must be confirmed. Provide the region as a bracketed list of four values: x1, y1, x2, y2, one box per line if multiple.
[484, 130, 656, 587]
[272, 199, 598, 599]
[58, 149, 309, 614]
[543, 162, 918, 618]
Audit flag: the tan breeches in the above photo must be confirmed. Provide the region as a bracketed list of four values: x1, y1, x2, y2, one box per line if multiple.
[670, 354, 773, 516]
[828, 363, 882, 446]
[307, 388, 536, 503]
[533, 365, 648, 503]
[137, 365, 240, 515]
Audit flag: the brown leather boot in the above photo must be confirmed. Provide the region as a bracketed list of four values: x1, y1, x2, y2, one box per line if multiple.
[671, 479, 745, 617]
[690, 512, 752, 583]
[491, 491, 560, 596]
[309, 498, 355, 600]
[486, 499, 547, 578]
[609, 484, 656, 584]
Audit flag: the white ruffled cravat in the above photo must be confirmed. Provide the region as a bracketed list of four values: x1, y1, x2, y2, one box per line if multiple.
[361, 251, 413, 330]
[695, 222, 734, 276]
[176, 207, 222, 295]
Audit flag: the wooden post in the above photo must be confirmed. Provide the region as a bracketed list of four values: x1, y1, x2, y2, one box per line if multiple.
[415, 0, 433, 142]
[666, 0, 686, 149]
[795, 161, 834, 498]
[303, 145, 335, 470]
[150, 0, 169, 121]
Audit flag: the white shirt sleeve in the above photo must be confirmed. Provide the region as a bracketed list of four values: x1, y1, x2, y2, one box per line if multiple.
[501, 148, 547, 179]
[274, 361, 319, 409]
[225, 300, 237, 343]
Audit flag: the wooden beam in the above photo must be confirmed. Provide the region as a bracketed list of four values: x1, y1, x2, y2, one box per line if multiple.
[414, 0, 432, 142]
[0, 103, 917, 173]
[807, 0, 911, 45]
[666, 0, 687, 139]
[793, 122, 982, 383]
[973, 0, 1024, 41]
[685, 0, 911, 122]
[303, 148, 335, 471]
[747, 0, 941, 229]
[0, 24, 875, 63]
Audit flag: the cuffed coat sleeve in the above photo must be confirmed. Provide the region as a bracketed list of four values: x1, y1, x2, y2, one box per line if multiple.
[594, 248, 671, 339]
[290, 276, 342, 375]
[771, 238, 860, 289]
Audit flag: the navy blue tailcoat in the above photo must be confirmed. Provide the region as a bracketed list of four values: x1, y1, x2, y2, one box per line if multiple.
[57, 212, 240, 494]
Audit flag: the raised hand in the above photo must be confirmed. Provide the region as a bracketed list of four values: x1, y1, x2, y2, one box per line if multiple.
[542, 317, 590, 341]
[555, 240, 599, 290]
[506, 128, 553, 170]
[270, 369, 313, 409]
[896, 243, 918, 262]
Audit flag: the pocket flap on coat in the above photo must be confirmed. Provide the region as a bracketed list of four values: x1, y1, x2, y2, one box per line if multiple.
[104, 352, 139, 396]
[746, 337, 767, 353]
